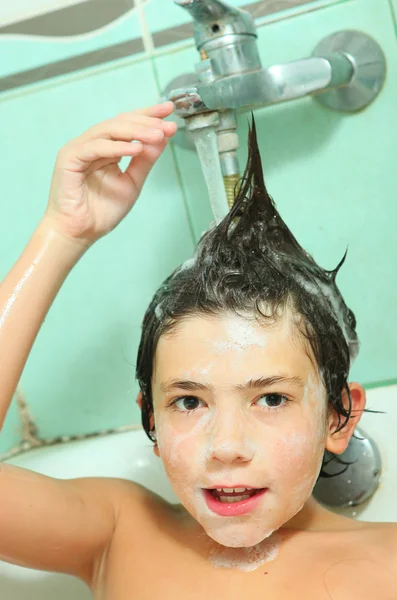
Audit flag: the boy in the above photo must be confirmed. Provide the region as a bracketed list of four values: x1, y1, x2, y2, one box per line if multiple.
[0, 101, 396, 599]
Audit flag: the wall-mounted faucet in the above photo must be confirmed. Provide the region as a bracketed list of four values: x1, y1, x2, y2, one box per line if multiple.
[163, 0, 386, 209]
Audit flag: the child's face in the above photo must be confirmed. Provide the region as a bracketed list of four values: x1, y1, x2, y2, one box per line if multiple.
[151, 311, 328, 548]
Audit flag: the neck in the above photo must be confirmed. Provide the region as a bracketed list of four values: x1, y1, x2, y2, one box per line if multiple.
[283, 496, 340, 531]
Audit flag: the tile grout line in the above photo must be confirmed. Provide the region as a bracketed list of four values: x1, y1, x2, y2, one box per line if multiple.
[165, 135, 198, 247]
[151, 52, 198, 247]
[1, 384, 142, 462]
[252, 0, 349, 27]
[388, 0, 397, 34]
[135, 0, 155, 56]
[364, 378, 397, 391]
[141, 0, 197, 247]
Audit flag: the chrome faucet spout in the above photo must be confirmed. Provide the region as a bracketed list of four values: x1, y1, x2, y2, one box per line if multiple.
[165, 30, 386, 118]
[165, 2, 386, 117]
[174, 0, 241, 24]
[162, 1, 387, 219]
[196, 53, 355, 111]
[162, 0, 386, 211]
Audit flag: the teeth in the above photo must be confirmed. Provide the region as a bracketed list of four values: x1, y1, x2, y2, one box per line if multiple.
[216, 487, 253, 493]
[219, 495, 250, 503]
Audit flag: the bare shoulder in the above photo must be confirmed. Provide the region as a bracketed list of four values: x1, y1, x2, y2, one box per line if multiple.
[79, 476, 167, 518]
[355, 520, 397, 573]
[314, 521, 397, 595]
[88, 476, 175, 529]
[93, 479, 181, 568]
[358, 519, 397, 540]
[0, 465, 165, 587]
[371, 521, 397, 549]
[312, 508, 397, 573]
[81, 477, 173, 587]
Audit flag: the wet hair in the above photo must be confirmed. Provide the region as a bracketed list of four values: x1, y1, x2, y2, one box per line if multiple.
[136, 118, 360, 478]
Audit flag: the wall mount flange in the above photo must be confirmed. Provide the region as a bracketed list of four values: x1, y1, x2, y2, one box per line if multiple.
[312, 30, 387, 112]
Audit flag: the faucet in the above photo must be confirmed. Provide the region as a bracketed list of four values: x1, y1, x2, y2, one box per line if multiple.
[164, 0, 386, 207]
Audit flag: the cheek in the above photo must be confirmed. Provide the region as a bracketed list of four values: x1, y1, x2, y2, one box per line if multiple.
[156, 416, 208, 482]
[276, 434, 312, 470]
[271, 422, 325, 485]
[267, 430, 323, 518]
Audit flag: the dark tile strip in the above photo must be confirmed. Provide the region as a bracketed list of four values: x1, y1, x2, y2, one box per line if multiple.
[0, 0, 135, 37]
[151, 0, 319, 47]
[245, 0, 319, 19]
[0, 0, 323, 94]
[0, 38, 145, 93]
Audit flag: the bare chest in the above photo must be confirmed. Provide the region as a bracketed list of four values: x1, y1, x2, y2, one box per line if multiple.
[96, 565, 327, 600]
[92, 504, 397, 600]
[94, 542, 397, 600]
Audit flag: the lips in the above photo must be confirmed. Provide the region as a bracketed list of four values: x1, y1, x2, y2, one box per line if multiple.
[203, 487, 267, 517]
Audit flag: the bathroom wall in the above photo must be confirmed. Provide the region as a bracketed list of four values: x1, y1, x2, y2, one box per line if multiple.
[0, 0, 396, 455]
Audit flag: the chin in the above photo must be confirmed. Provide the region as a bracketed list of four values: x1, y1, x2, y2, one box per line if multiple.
[203, 521, 276, 548]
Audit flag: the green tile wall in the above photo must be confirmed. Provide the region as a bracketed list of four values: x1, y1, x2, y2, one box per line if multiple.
[0, 0, 396, 453]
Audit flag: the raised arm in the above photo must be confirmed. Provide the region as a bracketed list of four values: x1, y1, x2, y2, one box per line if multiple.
[0, 102, 177, 583]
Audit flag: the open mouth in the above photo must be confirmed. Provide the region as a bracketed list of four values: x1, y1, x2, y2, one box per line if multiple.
[203, 487, 267, 516]
[209, 487, 262, 503]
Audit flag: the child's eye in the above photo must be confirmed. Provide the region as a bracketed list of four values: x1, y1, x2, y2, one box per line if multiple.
[172, 396, 204, 412]
[256, 393, 288, 409]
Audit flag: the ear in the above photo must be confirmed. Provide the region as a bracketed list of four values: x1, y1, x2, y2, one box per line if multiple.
[325, 382, 366, 455]
[136, 391, 160, 458]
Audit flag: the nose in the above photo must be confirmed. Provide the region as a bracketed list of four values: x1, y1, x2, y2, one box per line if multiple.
[207, 409, 254, 464]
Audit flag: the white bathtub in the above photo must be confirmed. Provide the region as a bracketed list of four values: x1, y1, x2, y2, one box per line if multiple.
[0, 384, 395, 599]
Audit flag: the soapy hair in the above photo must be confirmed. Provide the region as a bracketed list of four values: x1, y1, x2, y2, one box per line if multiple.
[136, 118, 360, 478]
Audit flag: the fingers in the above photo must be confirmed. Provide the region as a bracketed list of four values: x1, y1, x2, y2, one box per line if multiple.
[134, 100, 175, 118]
[59, 102, 178, 173]
[89, 122, 167, 145]
[82, 102, 177, 143]
[124, 139, 168, 192]
[60, 139, 144, 171]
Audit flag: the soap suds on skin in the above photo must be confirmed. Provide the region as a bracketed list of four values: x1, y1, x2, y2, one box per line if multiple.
[157, 411, 210, 469]
[199, 364, 212, 377]
[209, 532, 280, 571]
[209, 315, 269, 353]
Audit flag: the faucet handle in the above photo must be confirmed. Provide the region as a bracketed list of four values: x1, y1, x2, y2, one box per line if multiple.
[174, 0, 256, 50]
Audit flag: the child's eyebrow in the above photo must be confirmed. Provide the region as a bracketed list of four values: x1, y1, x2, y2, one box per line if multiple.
[160, 375, 305, 393]
[235, 375, 305, 390]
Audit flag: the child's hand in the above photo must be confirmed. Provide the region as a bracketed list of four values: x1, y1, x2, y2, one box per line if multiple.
[45, 102, 177, 246]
